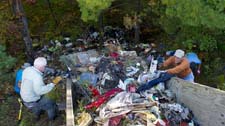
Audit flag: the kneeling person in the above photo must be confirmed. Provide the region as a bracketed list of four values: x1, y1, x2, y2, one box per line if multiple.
[20, 57, 60, 120]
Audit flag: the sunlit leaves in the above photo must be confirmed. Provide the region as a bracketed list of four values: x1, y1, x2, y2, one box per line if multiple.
[150, 0, 224, 52]
[123, 13, 142, 30]
[76, 0, 114, 22]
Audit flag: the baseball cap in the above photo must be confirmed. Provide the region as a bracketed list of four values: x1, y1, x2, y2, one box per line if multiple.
[174, 49, 185, 58]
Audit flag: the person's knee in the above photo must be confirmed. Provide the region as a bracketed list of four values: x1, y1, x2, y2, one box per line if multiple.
[41, 97, 56, 108]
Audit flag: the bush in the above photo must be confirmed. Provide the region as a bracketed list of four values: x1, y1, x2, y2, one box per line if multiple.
[0, 45, 16, 92]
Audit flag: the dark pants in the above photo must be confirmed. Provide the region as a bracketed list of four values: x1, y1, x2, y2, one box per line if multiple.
[24, 96, 58, 120]
[137, 72, 174, 93]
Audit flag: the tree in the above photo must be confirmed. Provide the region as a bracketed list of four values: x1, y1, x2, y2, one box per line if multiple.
[161, 0, 225, 29]
[147, 0, 225, 86]
[0, 45, 16, 84]
[12, 0, 34, 62]
[149, 0, 225, 52]
[76, 0, 114, 22]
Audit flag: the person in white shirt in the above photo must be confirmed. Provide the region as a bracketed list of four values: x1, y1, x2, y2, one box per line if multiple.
[20, 57, 60, 120]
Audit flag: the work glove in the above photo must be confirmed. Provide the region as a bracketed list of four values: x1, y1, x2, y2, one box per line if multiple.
[52, 76, 62, 85]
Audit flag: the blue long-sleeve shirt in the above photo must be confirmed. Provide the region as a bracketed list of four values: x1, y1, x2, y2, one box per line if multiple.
[186, 52, 201, 64]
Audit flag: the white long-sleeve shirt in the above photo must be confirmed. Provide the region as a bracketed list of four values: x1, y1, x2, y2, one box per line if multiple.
[20, 66, 55, 102]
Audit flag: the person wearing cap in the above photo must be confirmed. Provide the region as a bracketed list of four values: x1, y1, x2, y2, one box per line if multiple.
[162, 49, 194, 82]
[14, 63, 31, 94]
[20, 57, 61, 120]
[165, 50, 201, 76]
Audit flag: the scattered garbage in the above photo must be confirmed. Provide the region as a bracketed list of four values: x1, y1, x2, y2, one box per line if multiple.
[34, 26, 199, 126]
[160, 103, 194, 126]
[78, 72, 98, 86]
[85, 88, 123, 110]
[59, 44, 198, 126]
[75, 111, 93, 126]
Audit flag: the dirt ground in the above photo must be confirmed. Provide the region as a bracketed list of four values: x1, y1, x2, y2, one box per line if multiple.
[0, 84, 66, 126]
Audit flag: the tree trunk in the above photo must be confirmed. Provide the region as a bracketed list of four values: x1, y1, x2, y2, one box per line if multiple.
[46, 0, 58, 27]
[98, 11, 104, 32]
[134, 22, 140, 44]
[134, 0, 141, 44]
[97, 11, 104, 48]
[12, 0, 34, 62]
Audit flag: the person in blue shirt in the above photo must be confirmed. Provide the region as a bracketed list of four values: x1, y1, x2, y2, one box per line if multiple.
[186, 52, 201, 76]
[14, 63, 31, 94]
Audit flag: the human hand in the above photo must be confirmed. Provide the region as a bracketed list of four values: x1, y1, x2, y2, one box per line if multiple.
[197, 70, 200, 75]
[158, 63, 163, 69]
[164, 69, 170, 73]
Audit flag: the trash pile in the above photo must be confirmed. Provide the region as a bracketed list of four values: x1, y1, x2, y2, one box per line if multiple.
[32, 26, 198, 126]
[59, 45, 198, 126]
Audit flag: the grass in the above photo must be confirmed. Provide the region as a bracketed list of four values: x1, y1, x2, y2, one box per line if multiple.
[0, 95, 66, 126]
[0, 96, 18, 126]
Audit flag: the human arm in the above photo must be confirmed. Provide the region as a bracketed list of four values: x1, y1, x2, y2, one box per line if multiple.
[162, 56, 174, 68]
[167, 59, 189, 74]
[33, 75, 55, 96]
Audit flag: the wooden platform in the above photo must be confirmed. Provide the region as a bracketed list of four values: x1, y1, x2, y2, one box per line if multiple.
[66, 78, 75, 126]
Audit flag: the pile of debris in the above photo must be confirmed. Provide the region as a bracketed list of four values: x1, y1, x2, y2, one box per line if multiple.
[60, 47, 198, 126]
[32, 26, 198, 125]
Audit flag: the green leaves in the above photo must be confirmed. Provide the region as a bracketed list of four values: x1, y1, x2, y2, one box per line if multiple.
[161, 0, 225, 29]
[199, 35, 217, 52]
[0, 45, 16, 83]
[216, 75, 225, 90]
[150, 0, 224, 54]
[182, 35, 217, 52]
[76, 0, 114, 22]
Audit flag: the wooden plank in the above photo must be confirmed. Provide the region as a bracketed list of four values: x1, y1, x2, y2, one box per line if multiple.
[66, 78, 75, 126]
[168, 78, 225, 126]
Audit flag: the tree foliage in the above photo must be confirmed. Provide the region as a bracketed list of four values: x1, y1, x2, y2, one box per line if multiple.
[0, 1, 17, 45]
[149, 0, 225, 52]
[76, 0, 114, 22]
[22, 0, 84, 40]
[0, 45, 16, 83]
[162, 0, 225, 29]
